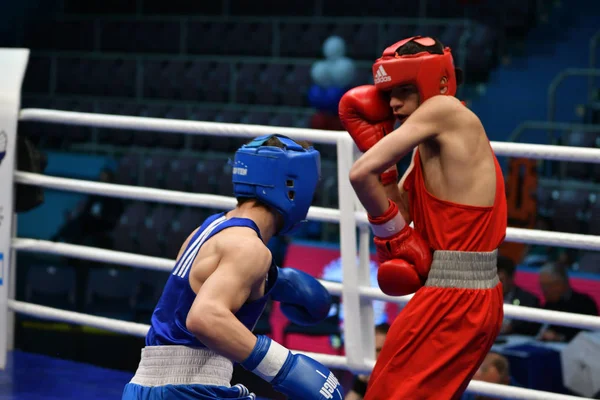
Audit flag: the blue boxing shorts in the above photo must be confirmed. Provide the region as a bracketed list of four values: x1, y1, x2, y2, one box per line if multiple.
[122, 382, 256, 400]
[124, 346, 255, 400]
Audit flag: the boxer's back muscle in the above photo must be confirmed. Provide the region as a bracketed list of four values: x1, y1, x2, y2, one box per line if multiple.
[178, 227, 267, 303]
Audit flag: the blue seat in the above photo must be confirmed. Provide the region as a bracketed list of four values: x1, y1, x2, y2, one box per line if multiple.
[164, 156, 197, 192]
[100, 20, 180, 54]
[94, 58, 137, 97]
[224, 23, 271, 56]
[186, 22, 226, 55]
[25, 265, 77, 311]
[190, 161, 217, 194]
[255, 64, 287, 105]
[235, 63, 262, 104]
[84, 267, 140, 321]
[138, 205, 178, 257]
[116, 153, 141, 186]
[142, 154, 171, 189]
[279, 24, 326, 58]
[203, 62, 231, 102]
[283, 64, 311, 107]
[143, 60, 185, 99]
[112, 202, 149, 254]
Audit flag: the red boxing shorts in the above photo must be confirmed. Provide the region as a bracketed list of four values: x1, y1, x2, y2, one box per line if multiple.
[365, 250, 503, 400]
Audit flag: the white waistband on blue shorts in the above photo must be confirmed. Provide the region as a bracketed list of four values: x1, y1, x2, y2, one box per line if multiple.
[129, 346, 233, 387]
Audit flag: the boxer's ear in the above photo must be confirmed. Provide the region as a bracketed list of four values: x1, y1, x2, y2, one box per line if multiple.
[440, 76, 449, 94]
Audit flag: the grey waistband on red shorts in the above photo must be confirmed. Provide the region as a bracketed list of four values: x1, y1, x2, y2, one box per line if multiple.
[424, 250, 499, 289]
[129, 346, 233, 387]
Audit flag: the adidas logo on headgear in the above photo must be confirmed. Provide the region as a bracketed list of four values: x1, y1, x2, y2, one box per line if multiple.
[374, 65, 391, 84]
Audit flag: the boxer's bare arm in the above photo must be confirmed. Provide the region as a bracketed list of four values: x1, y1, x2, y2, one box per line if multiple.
[185, 236, 271, 363]
[349, 96, 458, 217]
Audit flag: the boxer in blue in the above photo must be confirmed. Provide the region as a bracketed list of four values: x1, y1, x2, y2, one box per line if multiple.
[122, 134, 344, 400]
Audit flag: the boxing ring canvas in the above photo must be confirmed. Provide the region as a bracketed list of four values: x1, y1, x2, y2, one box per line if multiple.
[2, 48, 600, 399]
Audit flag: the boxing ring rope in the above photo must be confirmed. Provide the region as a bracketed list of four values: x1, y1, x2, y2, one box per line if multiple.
[14, 171, 600, 250]
[10, 237, 600, 332]
[5, 300, 593, 400]
[18, 108, 600, 163]
[0, 43, 596, 399]
[3, 110, 600, 400]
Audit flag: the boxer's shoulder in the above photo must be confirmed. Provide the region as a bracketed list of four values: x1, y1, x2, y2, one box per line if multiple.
[216, 228, 269, 258]
[422, 96, 475, 122]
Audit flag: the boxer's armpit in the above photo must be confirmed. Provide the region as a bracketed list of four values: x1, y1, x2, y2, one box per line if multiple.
[397, 190, 411, 224]
[382, 183, 411, 224]
[394, 152, 416, 224]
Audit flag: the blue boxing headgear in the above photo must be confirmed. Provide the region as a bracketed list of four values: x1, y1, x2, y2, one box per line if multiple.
[232, 134, 321, 235]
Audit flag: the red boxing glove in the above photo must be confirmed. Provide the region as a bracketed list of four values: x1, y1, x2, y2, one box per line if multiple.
[338, 85, 395, 153]
[339, 85, 398, 184]
[368, 200, 433, 296]
[378, 259, 423, 297]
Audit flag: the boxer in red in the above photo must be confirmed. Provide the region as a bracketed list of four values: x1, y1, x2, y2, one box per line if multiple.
[338, 36, 508, 399]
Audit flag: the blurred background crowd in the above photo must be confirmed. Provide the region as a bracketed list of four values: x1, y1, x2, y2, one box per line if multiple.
[2, 0, 600, 398]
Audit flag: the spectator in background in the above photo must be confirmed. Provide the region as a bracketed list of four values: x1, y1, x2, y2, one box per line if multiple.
[537, 263, 599, 342]
[462, 352, 513, 400]
[345, 323, 390, 400]
[497, 256, 541, 336]
[53, 168, 124, 248]
[321, 256, 389, 328]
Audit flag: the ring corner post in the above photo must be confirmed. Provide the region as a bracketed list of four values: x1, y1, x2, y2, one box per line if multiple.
[0, 48, 30, 370]
[336, 136, 367, 372]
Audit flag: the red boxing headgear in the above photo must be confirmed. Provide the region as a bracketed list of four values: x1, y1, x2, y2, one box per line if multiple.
[372, 36, 458, 102]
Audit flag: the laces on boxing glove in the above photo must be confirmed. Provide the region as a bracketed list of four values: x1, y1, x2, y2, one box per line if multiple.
[367, 199, 406, 239]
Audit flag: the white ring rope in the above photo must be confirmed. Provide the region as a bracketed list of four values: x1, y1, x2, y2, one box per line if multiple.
[14, 171, 345, 225]
[7, 299, 594, 400]
[11, 238, 600, 331]
[14, 171, 600, 250]
[18, 108, 600, 163]
[12, 108, 600, 400]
